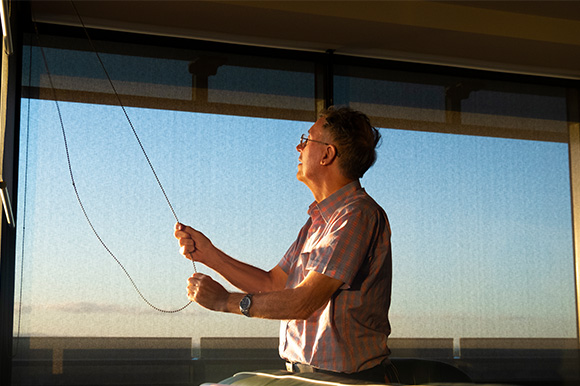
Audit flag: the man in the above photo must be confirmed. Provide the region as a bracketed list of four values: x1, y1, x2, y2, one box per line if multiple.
[174, 106, 393, 383]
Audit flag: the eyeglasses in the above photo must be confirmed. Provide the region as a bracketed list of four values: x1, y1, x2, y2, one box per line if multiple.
[299, 134, 339, 156]
[299, 134, 331, 147]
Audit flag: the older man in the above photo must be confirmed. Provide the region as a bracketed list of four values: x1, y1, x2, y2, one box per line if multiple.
[175, 106, 393, 383]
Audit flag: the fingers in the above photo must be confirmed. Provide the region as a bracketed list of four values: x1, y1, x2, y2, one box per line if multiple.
[186, 274, 229, 312]
[187, 277, 196, 301]
[187, 273, 207, 301]
[188, 273, 204, 285]
[187, 273, 198, 299]
[177, 235, 195, 255]
[175, 222, 201, 235]
[178, 234, 195, 248]
[174, 222, 190, 238]
[175, 223, 213, 265]
[175, 222, 196, 257]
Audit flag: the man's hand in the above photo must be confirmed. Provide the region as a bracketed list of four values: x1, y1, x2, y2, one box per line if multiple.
[187, 273, 230, 312]
[174, 223, 215, 265]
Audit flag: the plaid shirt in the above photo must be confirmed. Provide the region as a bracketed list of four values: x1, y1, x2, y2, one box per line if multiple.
[278, 181, 392, 373]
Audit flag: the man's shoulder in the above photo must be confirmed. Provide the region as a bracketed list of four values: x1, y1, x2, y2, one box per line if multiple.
[348, 188, 384, 209]
[335, 190, 386, 221]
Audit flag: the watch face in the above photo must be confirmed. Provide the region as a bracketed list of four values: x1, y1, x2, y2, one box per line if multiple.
[240, 294, 252, 316]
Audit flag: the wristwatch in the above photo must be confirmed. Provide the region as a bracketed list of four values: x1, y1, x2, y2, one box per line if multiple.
[239, 294, 253, 317]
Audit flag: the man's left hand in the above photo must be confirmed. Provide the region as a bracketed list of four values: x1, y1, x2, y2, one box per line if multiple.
[187, 273, 229, 312]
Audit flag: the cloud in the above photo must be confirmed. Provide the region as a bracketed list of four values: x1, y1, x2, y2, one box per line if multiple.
[23, 301, 186, 315]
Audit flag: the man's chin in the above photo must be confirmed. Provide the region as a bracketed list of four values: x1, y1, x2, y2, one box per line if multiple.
[296, 170, 306, 183]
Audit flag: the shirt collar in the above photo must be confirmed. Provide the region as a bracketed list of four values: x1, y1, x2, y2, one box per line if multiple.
[308, 180, 362, 224]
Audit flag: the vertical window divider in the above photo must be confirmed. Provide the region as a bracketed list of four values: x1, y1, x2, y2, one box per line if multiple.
[314, 49, 334, 115]
[324, 49, 334, 110]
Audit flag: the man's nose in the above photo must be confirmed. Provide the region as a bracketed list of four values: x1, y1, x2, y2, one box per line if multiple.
[296, 143, 304, 152]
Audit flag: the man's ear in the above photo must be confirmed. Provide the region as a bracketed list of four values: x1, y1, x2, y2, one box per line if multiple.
[320, 145, 338, 166]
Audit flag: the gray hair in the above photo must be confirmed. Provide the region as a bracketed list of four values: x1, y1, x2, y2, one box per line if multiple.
[321, 106, 381, 180]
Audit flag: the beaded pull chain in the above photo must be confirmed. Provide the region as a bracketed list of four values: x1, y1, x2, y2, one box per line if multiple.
[32, 2, 197, 313]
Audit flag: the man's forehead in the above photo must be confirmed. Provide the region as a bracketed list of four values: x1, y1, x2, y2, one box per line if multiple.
[309, 117, 327, 134]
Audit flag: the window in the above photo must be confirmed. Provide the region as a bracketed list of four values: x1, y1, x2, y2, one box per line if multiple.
[10, 27, 579, 385]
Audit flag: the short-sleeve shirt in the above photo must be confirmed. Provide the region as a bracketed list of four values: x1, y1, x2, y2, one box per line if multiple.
[278, 180, 392, 373]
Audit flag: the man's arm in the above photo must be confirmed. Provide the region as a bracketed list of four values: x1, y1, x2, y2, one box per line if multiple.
[175, 223, 288, 293]
[188, 270, 343, 320]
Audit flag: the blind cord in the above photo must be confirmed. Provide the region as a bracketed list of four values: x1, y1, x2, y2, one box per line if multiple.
[31, 13, 195, 313]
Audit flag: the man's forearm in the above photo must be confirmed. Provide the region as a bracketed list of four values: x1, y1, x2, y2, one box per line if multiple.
[176, 223, 285, 293]
[225, 288, 317, 320]
[224, 271, 344, 320]
[206, 248, 285, 293]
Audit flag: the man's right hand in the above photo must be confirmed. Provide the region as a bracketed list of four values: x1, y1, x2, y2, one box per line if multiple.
[174, 222, 215, 265]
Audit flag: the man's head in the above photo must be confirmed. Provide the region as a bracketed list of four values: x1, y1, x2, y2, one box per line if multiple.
[320, 106, 381, 180]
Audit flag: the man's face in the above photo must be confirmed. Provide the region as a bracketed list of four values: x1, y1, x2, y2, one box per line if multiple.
[296, 117, 330, 185]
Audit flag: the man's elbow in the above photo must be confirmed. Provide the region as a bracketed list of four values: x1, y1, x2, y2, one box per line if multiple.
[292, 299, 327, 320]
[264, 267, 288, 292]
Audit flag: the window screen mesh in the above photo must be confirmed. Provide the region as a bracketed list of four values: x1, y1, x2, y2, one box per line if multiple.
[12, 29, 579, 385]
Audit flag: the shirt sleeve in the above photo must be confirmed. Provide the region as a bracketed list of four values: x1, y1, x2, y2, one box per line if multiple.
[306, 202, 382, 287]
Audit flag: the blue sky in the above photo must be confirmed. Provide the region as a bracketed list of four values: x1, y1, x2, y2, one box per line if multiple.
[14, 99, 577, 342]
